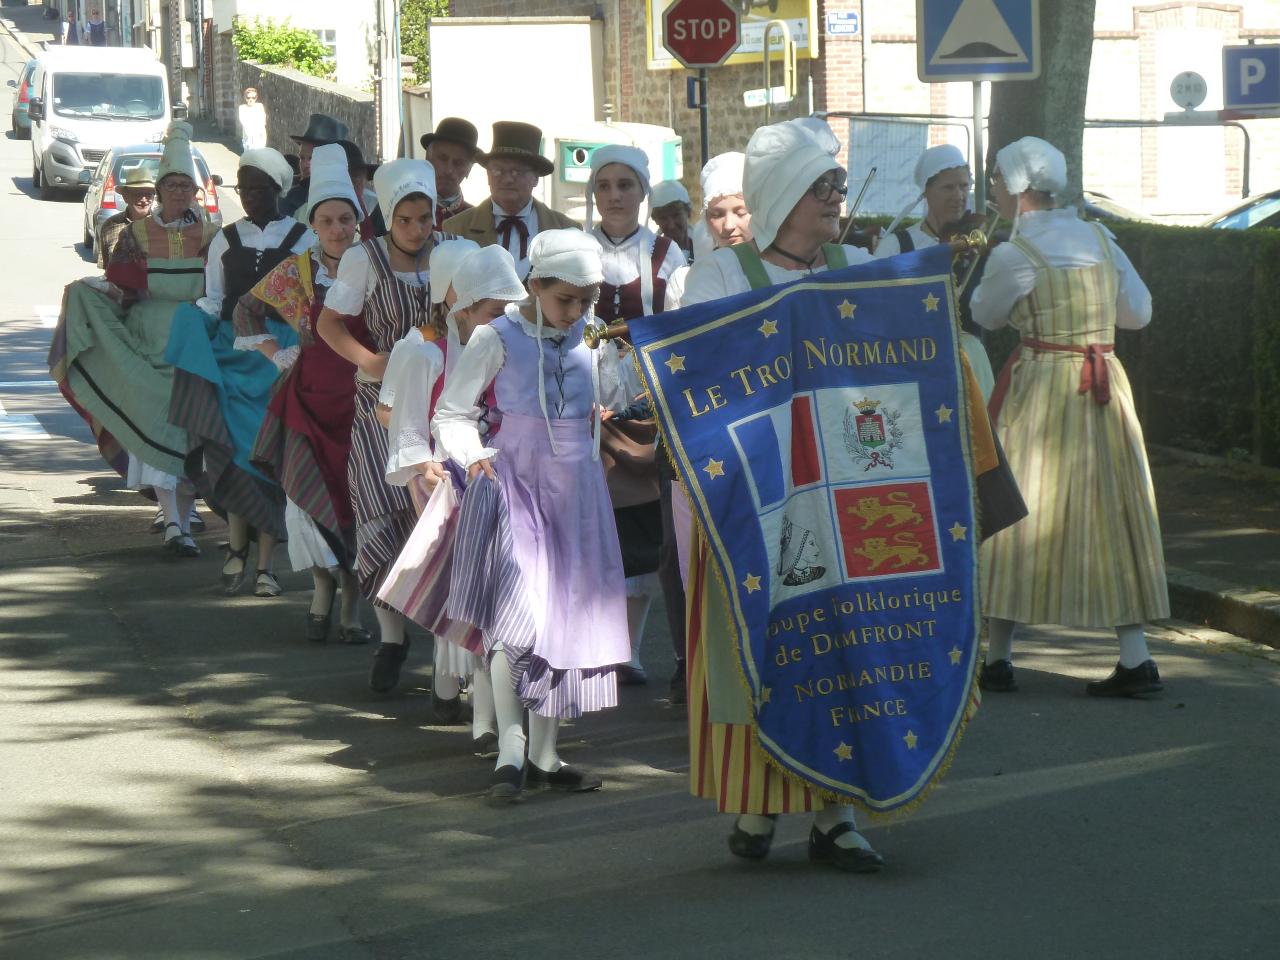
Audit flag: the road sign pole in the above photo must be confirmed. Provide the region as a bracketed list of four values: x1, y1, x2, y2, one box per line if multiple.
[699, 68, 710, 169]
[972, 81, 986, 213]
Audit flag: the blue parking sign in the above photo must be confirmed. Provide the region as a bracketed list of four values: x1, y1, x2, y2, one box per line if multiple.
[1222, 45, 1280, 110]
[917, 0, 1040, 82]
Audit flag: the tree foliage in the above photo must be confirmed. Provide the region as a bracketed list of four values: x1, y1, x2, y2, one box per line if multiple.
[231, 17, 335, 80]
[400, 0, 450, 85]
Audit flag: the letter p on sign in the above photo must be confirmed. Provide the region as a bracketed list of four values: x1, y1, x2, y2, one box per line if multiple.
[1241, 57, 1265, 95]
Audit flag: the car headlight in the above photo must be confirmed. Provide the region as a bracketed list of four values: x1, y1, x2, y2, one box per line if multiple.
[146, 130, 164, 143]
[50, 126, 80, 144]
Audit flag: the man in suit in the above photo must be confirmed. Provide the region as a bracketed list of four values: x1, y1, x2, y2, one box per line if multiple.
[443, 121, 577, 277]
[280, 114, 350, 217]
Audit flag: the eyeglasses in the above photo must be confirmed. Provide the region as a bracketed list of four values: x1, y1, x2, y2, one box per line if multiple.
[159, 181, 196, 194]
[488, 165, 534, 181]
[233, 184, 275, 196]
[810, 176, 849, 202]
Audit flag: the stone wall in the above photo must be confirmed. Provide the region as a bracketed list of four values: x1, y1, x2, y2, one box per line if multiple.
[231, 60, 377, 160]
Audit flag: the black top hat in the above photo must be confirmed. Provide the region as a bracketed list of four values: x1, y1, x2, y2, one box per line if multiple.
[421, 117, 482, 159]
[480, 121, 553, 177]
[290, 113, 350, 145]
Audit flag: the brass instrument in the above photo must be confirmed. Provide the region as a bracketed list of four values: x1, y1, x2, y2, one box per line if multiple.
[951, 203, 1003, 299]
[582, 231, 991, 350]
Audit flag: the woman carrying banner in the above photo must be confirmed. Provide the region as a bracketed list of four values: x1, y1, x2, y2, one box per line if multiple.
[872, 144, 997, 400]
[315, 159, 439, 692]
[970, 136, 1168, 698]
[233, 144, 370, 643]
[432, 229, 630, 802]
[586, 145, 688, 686]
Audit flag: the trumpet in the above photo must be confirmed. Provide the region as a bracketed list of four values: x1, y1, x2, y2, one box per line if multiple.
[582, 232, 992, 350]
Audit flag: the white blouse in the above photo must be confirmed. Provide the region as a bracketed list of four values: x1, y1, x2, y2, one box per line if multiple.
[969, 209, 1152, 331]
[380, 327, 445, 484]
[326, 237, 429, 317]
[871, 222, 937, 258]
[198, 216, 314, 317]
[681, 242, 873, 306]
[592, 225, 688, 315]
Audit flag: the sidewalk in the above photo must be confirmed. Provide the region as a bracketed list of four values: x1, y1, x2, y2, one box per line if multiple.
[0, 1, 54, 56]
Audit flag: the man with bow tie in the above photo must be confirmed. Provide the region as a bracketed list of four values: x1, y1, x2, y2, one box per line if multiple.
[443, 121, 578, 278]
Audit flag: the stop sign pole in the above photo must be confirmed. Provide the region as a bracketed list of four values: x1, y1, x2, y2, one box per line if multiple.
[662, 0, 741, 168]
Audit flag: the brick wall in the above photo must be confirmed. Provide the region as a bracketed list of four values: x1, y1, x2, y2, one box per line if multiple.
[233, 61, 377, 160]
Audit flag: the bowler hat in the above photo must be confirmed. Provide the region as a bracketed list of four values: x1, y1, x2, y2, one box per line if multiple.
[337, 139, 378, 179]
[481, 121, 554, 177]
[421, 117, 482, 159]
[290, 113, 350, 145]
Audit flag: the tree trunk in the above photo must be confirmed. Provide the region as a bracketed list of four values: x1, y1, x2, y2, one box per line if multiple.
[987, 0, 1097, 207]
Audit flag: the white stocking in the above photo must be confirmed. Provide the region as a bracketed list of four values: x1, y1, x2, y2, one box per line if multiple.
[987, 617, 1017, 663]
[814, 805, 873, 850]
[735, 813, 775, 836]
[527, 712, 561, 772]
[488, 645, 527, 770]
[374, 607, 406, 646]
[1117, 623, 1150, 668]
[176, 489, 195, 532]
[433, 636, 461, 700]
[155, 486, 181, 530]
[470, 657, 496, 738]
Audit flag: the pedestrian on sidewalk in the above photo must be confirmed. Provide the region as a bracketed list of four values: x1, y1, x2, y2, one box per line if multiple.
[87, 8, 107, 46]
[971, 135, 1169, 699]
[432, 229, 630, 802]
[64, 10, 79, 45]
[314, 159, 439, 691]
[234, 144, 371, 643]
[238, 88, 267, 153]
[164, 148, 312, 599]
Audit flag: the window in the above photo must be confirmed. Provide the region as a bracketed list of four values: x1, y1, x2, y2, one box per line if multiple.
[312, 29, 337, 59]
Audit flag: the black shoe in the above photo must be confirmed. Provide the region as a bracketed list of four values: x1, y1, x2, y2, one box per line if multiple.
[524, 762, 603, 793]
[304, 613, 331, 643]
[979, 658, 1017, 692]
[369, 639, 409, 693]
[617, 664, 648, 686]
[669, 659, 687, 705]
[728, 814, 777, 861]
[221, 543, 250, 594]
[338, 625, 372, 645]
[488, 764, 523, 803]
[808, 823, 885, 873]
[1086, 660, 1163, 698]
[432, 686, 463, 724]
[472, 732, 499, 759]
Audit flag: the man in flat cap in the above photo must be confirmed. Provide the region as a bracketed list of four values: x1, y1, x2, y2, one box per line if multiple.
[443, 121, 577, 278]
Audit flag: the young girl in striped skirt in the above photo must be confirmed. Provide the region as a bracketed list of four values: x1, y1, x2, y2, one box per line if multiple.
[315, 159, 440, 687]
[432, 230, 631, 801]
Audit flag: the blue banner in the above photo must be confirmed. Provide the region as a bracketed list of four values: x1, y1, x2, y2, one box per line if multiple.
[631, 246, 980, 811]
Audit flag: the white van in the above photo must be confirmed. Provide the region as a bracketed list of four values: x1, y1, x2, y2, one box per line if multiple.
[28, 46, 182, 201]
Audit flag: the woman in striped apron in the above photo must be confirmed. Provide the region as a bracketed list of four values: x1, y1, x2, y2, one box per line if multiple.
[316, 159, 441, 690]
[971, 136, 1168, 699]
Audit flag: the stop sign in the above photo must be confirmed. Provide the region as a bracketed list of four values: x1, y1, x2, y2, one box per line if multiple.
[663, 0, 741, 69]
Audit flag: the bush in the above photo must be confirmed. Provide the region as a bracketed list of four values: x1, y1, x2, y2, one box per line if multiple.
[400, 0, 449, 85]
[231, 17, 334, 80]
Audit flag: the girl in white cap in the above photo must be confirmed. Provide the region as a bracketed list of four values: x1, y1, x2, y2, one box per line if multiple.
[872, 144, 996, 400]
[316, 159, 442, 694]
[586, 144, 688, 687]
[432, 229, 630, 802]
[972, 136, 1168, 699]
[50, 121, 218, 558]
[233, 143, 373, 644]
[166, 147, 313, 599]
[377, 242, 523, 749]
[649, 179, 694, 261]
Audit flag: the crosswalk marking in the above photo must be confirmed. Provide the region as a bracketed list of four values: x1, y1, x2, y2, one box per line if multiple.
[0, 380, 57, 388]
[35, 305, 60, 329]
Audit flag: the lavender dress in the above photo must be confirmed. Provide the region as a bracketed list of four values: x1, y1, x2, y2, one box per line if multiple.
[443, 309, 629, 719]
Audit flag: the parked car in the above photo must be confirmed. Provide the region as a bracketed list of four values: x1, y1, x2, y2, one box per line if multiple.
[1081, 190, 1152, 224]
[28, 46, 182, 201]
[7, 58, 36, 139]
[80, 144, 223, 251]
[1199, 190, 1280, 230]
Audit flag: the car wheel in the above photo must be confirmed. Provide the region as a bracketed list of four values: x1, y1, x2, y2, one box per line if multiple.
[17, 123, 30, 141]
[83, 226, 94, 249]
[31, 157, 41, 189]
[39, 169, 58, 201]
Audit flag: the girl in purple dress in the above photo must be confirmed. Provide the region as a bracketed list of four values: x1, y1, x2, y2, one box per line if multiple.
[433, 230, 629, 802]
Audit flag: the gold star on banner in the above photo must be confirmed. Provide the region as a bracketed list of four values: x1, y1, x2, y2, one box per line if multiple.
[664, 353, 686, 374]
[837, 299, 856, 319]
[935, 403, 953, 424]
[949, 522, 968, 541]
[703, 458, 725, 479]
[742, 573, 762, 593]
[949, 645, 963, 665]
[758, 318, 778, 337]
[922, 292, 940, 312]
[760, 686, 772, 704]
[903, 730, 919, 750]
[834, 741, 853, 761]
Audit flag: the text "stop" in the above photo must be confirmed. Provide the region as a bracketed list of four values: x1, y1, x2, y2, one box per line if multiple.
[670, 17, 735, 41]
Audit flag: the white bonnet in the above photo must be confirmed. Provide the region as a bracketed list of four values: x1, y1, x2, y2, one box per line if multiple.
[589, 144, 651, 197]
[428, 237, 481, 305]
[995, 136, 1067, 196]
[452, 245, 528, 312]
[650, 179, 691, 210]
[527, 229, 604, 287]
[239, 147, 294, 193]
[914, 144, 968, 191]
[743, 118, 843, 251]
[373, 158, 437, 224]
[700, 151, 746, 209]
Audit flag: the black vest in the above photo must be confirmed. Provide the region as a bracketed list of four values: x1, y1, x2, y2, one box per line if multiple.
[219, 219, 310, 323]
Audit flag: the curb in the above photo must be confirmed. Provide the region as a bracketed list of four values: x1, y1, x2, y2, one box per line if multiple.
[0, 15, 42, 59]
[1166, 565, 1280, 649]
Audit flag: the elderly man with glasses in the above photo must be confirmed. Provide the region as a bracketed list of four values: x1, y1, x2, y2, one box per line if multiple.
[442, 121, 578, 278]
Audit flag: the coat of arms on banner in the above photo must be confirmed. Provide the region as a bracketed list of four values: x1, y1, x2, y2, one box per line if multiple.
[844, 397, 904, 470]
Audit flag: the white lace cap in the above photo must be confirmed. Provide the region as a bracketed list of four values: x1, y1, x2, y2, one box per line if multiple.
[914, 144, 968, 190]
[453, 245, 527, 312]
[995, 136, 1067, 196]
[240, 147, 294, 193]
[744, 118, 843, 251]
[527, 229, 603, 288]
[428, 238, 481, 305]
[700, 151, 746, 209]
[301, 143, 364, 225]
[374, 158, 437, 224]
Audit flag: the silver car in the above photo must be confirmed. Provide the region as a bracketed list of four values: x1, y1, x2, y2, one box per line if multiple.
[80, 143, 224, 253]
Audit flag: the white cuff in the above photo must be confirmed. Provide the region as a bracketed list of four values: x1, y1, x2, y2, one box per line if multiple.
[234, 333, 276, 351]
[385, 439, 437, 486]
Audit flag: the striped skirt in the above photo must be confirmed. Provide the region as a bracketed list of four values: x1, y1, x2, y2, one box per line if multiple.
[348, 379, 416, 605]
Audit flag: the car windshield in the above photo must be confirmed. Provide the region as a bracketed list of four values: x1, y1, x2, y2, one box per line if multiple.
[112, 154, 211, 186]
[52, 73, 165, 120]
[1211, 195, 1280, 230]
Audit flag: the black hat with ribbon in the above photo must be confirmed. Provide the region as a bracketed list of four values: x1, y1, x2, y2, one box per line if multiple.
[290, 113, 350, 145]
[480, 121, 554, 177]
[420, 117, 482, 159]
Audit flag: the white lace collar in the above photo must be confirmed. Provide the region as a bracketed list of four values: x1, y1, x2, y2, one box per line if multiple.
[505, 302, 583, 341]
